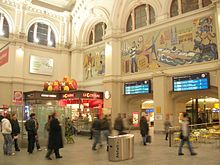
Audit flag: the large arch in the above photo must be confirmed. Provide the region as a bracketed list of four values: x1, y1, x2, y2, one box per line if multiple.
[25, 17, 59, 44]
[79, 6, 110, 46]
[0, 7, 15, 33]
[118, 0, 162, 32]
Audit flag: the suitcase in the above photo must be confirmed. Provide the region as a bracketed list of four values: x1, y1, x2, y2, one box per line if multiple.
[147, 135, 151, 143]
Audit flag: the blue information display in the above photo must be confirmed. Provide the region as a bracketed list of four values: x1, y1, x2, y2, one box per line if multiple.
[124, 80, 151, 95]
[173, 73, 210, 92]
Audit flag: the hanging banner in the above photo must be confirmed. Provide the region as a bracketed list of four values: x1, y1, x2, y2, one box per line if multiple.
[0, 47, 9, 67]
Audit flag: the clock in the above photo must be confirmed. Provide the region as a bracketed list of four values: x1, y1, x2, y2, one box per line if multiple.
[104, 91, 111, 100]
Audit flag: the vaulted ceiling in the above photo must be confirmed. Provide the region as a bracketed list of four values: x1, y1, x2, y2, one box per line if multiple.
[32, 0, 76, 12]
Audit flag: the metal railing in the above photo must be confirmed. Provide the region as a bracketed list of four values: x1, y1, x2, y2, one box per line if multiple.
[168, 122, 220, 147]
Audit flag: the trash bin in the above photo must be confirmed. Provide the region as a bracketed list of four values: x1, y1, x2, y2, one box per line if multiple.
[108, 134, 134, 161]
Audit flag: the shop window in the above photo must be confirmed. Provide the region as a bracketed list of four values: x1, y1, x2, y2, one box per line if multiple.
[88, 22, 107, 45]
[202, 0, 212, 7]
[126, 14, 132, 32]
[0, 13, 9, 38]
[135, 4, 147, 29]
[27, 22, 56, 47]
[170, 0, 178, 17]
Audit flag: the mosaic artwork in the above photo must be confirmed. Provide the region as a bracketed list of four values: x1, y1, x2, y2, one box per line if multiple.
[121, 15, 218, 74]
[83, 47, 105, 80]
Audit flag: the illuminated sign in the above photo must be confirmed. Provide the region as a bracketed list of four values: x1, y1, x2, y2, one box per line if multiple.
[173, 73, 210, 92]
[62, 93, 75, 99]
[124, 80, 151, 95]
[41, 94, 57, 98]
[82, 92, 101, 99]
[132, 112, 139, 127]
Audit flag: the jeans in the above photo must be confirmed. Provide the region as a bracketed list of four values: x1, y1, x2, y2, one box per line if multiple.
[3, 134, 13, 155]
[142, 135, 147, 144]
[178, 138, 194, 154]
[92, 130, 100, 150]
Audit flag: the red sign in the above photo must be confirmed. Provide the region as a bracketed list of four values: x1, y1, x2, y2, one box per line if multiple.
[13, 91, 23, 105]
[62, 93, 75, 99]
[82, 92, 101, 99]
[132, 112, 139, 127]
[0, 47, 9, 67]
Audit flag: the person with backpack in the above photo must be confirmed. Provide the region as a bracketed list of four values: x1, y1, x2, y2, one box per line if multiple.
[26, 113, 37, 154]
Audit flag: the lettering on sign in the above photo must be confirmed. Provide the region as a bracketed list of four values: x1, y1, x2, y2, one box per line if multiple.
[62, 93, 75, 99]
[41, 94, 57, 98]
[82, 92, 101, 98]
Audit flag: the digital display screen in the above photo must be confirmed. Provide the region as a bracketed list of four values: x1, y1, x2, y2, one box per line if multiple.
[124, 80, 151, 95]
[173, 73, 210, 92]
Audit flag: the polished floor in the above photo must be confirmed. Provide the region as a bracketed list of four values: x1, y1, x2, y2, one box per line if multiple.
[0, 130, 220, 165]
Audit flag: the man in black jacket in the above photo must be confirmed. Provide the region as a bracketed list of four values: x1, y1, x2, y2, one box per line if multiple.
[26, 113, 37, 154]
[11, 113, 20, 151]
[92, 115, 101, 151]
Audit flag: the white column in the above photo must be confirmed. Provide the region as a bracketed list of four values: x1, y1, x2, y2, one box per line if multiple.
[70, 49, 83, 81]
[178, 0, 182, 15]
[153, 74, 173, 132]
[0, 14, 4, 35]
[145, 4, 149, 25]
[131, 11, 135, 30]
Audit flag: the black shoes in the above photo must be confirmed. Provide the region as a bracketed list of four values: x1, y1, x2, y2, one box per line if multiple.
[178, 153, 184, 156]
[56, 156, 63, 159]
[15, 149, 20, 152]
[191, 153, 197, 156]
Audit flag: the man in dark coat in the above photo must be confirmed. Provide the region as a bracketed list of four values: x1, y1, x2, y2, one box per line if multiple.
[11, 113, 20, 151]
[45, 112, 63, 160]
[26, 113, 37, 154]
[140, 115, 149, 145]
[91, 114, 101, 151]
[114, 113, 124, 135]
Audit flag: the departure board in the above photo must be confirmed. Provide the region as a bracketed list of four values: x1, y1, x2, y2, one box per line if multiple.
[124, 80, 151, 95]
[173, 73, 210, 92]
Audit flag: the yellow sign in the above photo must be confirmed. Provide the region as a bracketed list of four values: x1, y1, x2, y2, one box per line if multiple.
[214, 103, 219, 109]
[156, 106, 161, 114]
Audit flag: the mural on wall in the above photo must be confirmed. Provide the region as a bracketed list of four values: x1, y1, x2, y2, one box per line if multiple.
[83, 47, 105, 80]
[121, 15, 218, 74]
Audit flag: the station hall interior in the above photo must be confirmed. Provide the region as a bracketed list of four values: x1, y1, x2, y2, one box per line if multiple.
[0, 0, 220, 164]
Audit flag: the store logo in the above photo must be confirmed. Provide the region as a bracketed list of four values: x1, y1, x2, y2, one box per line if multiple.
[82, 92, 101, 98]
[62, 93, 75, 99]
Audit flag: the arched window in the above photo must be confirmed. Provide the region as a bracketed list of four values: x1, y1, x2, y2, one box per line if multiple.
[170, 0, 212, 17]
[202, 0, 212, 7]
[135, 5, 147, 29]
[182, 0, 199, 13]
[149, 5, 155, 24]
[88, 22, 107, 45]
[0, 13, 9, 38]
[27, 22, 56, 47]
[126, 4, 155, 32]
[170, 0, 178, 17]
[126, 15, 132, 32]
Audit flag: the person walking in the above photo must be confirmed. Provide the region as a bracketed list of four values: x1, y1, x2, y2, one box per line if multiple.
[91, 114, 101, 151]
[114, 113, 124, 135]
[34, 117, 42, 151]
[1, 114, 15, 156]
[140, 115, 149, 146]
[11, 113, 20, 151]
[45, 112, 63, 160]
[178, 113, 197, 156]
[164, 114, 172, 141]
[26, 113, 37, 154]
[101, 115, 110, 151]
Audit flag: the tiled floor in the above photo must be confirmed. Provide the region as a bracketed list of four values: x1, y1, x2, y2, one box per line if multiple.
[0, 130, 220, 165]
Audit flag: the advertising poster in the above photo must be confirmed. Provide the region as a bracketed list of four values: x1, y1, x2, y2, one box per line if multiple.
[30, 55, 54, 75]
[13, 91, 23, 105]
[132, 112, 139, 126]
